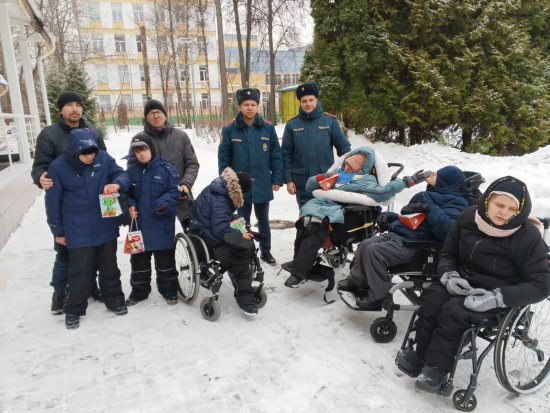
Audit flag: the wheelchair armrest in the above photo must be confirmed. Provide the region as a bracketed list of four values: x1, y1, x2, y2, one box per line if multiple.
[402, 240, 442, 249]
[343, 204, 375, 212]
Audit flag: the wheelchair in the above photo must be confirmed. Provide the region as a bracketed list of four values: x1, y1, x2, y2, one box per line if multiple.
[174, 230, 267, 321]
[398, 297, 550, 411]
[336, 171, 486, 343]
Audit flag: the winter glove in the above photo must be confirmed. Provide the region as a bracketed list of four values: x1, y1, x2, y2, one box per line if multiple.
[402, 170, 433, 188]
[157, 204, 167, 213]
[440, 271, 486, 296]
[376, 213, 390, 232]
[400, 203, 431, 215]
[463, 288, 505, 312]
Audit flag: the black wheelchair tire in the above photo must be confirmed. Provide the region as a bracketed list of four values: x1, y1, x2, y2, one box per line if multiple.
[370, 317, 397, 343]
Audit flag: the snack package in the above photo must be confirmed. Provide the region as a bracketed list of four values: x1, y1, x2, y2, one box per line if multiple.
[99, 193, 122, 217]
[398, 213, 426, 230]
[230, 217, 247, 233]
[317, 174, 339, 191]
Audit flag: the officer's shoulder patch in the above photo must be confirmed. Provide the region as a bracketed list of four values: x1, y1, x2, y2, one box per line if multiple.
[324, 112, 337, 119]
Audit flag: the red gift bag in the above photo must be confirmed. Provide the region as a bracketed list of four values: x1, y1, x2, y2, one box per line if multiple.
[123, 218, 145, 254]
[399, 213, 426, 230]
[317, 174, 339, 191]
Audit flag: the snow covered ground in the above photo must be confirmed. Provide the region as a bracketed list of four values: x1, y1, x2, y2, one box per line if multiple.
[0, 124, 549, 412]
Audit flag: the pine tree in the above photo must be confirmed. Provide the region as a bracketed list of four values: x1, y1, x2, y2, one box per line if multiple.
[64, 60, 98, 127]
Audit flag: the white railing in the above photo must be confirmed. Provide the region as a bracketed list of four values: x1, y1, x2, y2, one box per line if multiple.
[0, 113, 41, 170]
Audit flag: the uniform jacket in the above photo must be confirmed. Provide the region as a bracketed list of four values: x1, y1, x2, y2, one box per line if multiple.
[189, 168, 246, 247]
[45, 134, 130, 249]
[300, 147, 407, 223]
[281, 102, 351, 198]
[438, 206, 550, 308]
[218, 112, 283, 204]
[386, 173, 468, 241]
[31, 117, 105, 188]
[126, 154, 180, 252]
[133, 121, 200, 220]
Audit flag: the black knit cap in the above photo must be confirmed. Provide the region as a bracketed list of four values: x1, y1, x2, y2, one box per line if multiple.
[144, 99, 167, 117]
[296, 82, 320, 100]
[57, 91, 84, 111]
[129, 134, 157, 161]
[236, 172, 253, 194]
[236, 88, 261, 105]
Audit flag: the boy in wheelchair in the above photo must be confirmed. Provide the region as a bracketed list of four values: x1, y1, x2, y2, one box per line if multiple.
[189, 168, 260, 315]
[395, 176, 550, 394]
[338, 166, 469, 310]
[283, 147, 430, 289]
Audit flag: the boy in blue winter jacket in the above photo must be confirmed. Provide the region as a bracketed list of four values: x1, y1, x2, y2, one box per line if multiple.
[45, 129, 130, 329]
[124, 135, 180, 306]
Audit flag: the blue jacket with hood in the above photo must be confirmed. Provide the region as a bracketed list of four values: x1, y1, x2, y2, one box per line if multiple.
[387, 165, 468, 241]
[126, 147, 180, 252]
[45, 129, 130, 249]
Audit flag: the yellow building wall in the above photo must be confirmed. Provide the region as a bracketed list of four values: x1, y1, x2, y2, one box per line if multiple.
[280, 89, 299, 123]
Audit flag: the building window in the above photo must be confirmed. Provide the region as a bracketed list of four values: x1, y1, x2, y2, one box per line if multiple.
[133, 4, 144, 22]
[201, 93, 210, 109]
[121, 94, 133, 109]
[115, 34, 126, 53]
[136, 35, 142, 53]
[117, 65, 129, 84]
[139, 65, 145, 82]
[197, 39, 206, 56]
[155, 8, 166, 23]
[96, 65, 108, 84]
[141, 94, 149, 105]
[179, 65, 189, 82]
[283, 74, 292, 86]
[174, 5, 186, 23]
[92, 35, 104, 52]
[88, 2, 100, 20]
[99, 95, 111, 112]
[199, 65, 208, 82]
[112, 3, 123, 22]
[292, 73, 300, 84]
[157, 36, 169, 53]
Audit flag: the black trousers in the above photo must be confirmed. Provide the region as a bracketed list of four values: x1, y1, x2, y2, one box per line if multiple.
[213, 243, 255, 306]
[290, 218, 330, 280]
[129, 249, 178, 300]
[65, 240, 125, 315]
[415, 284, 502, 373]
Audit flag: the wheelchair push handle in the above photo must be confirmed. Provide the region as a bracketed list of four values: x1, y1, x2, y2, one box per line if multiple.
[387, 163, 404, 181]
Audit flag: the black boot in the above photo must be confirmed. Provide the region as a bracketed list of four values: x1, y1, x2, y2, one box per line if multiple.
[415, 364, 448, 393]
[395, 349, 424, 378]
[65, 313, 80, 329]
[51, 291, 65, 315]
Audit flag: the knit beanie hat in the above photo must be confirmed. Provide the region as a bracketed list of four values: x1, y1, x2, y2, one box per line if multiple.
[478, 176, 531, 229]
[236, 172, 253, 194]
[435, 166, 465, 190]
[236, 88, 261, 104]
[296, 82, 320, 100]
[57, 91, 84, 111]
[344, 153, 367, 173]
[129, 134, 156, 160]
[144, 99, 167, 117]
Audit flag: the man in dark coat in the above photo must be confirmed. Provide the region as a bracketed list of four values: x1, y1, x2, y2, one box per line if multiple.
[281, 82, 351, 207]
[31, 91, 106, 314]
[45, 129, 130, 329]
[132, 100, 199, 229]
[338, 166, 469, 309]
[189, 168, 260, 315]
[125, 135, 181, 306]
[218, 88, 283, 265]
[396, 176, 550, 394]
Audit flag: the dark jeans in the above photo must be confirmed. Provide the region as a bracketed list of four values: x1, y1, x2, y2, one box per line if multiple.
[239, 202, 271, 253]
[64, 240, 125, 315]
[51, 240, 69, 293]
[213, 243, 255, 306]
[129, 249, 178, 300]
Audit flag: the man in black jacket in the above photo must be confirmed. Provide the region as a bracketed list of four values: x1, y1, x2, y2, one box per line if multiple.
[31, 91, 106, 315]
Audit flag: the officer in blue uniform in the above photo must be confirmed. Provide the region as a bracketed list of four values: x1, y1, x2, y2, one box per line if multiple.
[281, 82, 351, 207]
[218, 88, 283, 265]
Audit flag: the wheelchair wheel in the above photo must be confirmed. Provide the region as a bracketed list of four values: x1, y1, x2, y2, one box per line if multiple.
[175, 232, 200, 304]
[200, 297, 221, 321]
[452, 390, 477, 412]
[494, 299, 550, 394]
[254, 287, 268, 309]
[370, 317, 397, 343]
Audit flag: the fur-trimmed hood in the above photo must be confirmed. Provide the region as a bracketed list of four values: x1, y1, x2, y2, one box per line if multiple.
[221, 167, 245, 208]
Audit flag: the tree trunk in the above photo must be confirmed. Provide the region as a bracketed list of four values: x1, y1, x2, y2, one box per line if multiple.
[232, 0, 246, 87]
[214, 0, 230, 122]
[267, 1, 277, 124]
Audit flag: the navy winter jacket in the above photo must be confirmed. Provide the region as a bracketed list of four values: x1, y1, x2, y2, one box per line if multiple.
[126, 155, 180, 252]
[189, 168, 246, 247]
[45, 134, 130, 249]
[218, 112, 283, 204]
[281, 102, 351, 197]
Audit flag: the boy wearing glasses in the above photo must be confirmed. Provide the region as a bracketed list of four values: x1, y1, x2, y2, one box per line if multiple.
[132, 99, 199, 229]
[45, 129, 130, 329]
[124, 135, 180, 306]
